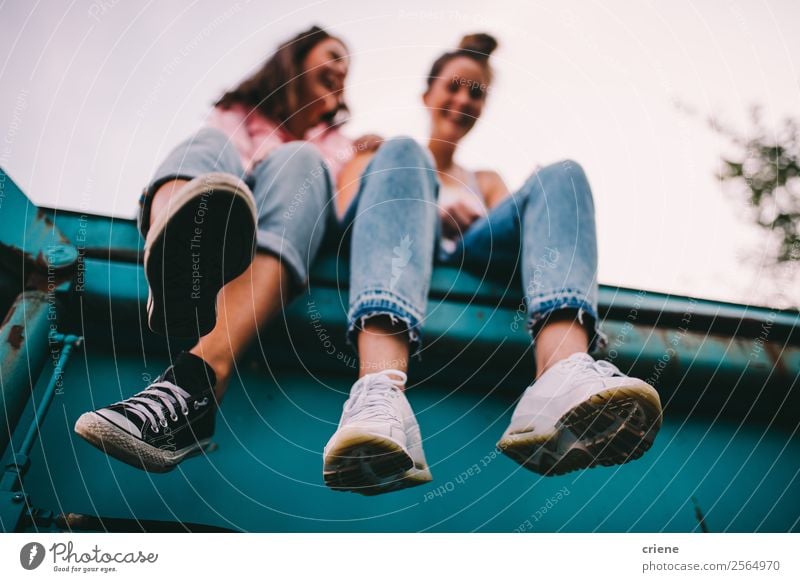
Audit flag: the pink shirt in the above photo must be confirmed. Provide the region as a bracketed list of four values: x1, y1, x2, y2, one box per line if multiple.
[207, 104, 353, 178]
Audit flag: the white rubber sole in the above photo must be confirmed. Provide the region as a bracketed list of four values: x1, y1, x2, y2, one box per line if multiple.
[498, 383, 663, 476]
[357, 463, 433, 496]
[357, 417, 433, 496]
[323, 427, 414, 494]
[323, 416, 434, 496]
[74, 412, 210, 473]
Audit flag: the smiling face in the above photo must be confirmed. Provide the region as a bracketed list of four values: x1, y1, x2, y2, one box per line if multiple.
[423, 56, 489, 145]
[297, 37, 350, 128]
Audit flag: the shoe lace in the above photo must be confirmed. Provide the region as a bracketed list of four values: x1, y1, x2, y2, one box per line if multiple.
[116, 380, 193, 432]
[344, 370, 407, 423]
[562, 353, 621, 379]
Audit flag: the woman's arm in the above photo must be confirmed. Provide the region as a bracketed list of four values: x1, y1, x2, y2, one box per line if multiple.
[476, 170, 511, 209]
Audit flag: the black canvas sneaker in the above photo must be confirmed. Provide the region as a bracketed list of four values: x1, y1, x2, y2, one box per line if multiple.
[74, 353, 218, 473]
[145, 172, 257, 338]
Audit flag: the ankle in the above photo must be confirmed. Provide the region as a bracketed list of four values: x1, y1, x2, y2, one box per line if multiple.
[534, 317, 590, 378]
[359, 366, 407, 388]
[535, 349, 587, 379]
[188, 348, 231, 389]
[358, 360, 408, 378]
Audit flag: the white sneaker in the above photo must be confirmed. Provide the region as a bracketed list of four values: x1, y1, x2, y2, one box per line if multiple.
[498, 352, 662, 476]
[323, 370, 432, 494]
[359, 408, 433, 496]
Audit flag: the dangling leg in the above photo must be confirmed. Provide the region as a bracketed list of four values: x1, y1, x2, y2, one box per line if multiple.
[324, 137, 439, 495]
[75, 139, 333, 473]
[190, 141, 334, 398]
[491, 160, 662, 475]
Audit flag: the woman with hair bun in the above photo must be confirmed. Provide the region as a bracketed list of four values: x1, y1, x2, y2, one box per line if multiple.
[324, 33, 662, 495]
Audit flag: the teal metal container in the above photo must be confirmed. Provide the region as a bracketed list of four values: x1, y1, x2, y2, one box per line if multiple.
[1, 168, 798, 532]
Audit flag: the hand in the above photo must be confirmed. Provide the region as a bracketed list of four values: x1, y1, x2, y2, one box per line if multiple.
[352, 134, 384, 154]
[439, 196, 484, 239]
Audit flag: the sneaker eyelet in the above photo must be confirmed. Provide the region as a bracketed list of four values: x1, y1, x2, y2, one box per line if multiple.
[181, 408, 189, 416]
[151, 425, 159, 434]
[170, 413, 178, 422]
[159, 418, 168, 427]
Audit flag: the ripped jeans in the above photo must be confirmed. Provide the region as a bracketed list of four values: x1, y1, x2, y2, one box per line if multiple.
[339, 138, 606, 358]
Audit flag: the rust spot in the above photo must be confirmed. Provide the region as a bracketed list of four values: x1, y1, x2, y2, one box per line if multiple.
[34, 210, 71, 243]
[7, 324, 24, 349]
[33, 249, 51, 269]
[764, 341, 788, 378]
[0, 240, 74, 292]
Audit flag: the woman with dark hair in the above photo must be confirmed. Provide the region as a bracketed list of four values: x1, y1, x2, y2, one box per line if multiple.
[324, 34, 663, 495]
[74, 26, 354, 473]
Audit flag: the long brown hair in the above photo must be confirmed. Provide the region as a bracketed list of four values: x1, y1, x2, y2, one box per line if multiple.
[216, 25, 348, 128]
[426, 33, 498, 92]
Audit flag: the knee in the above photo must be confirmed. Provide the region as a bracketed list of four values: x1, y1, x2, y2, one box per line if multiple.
[194, 126, 230, 145]
[541, 159, 588, 182]
[184, 127, 239, 163]
[267, 140, 327, 173]
[365, 136, 436, 202]
[527, 159, 593, 204]
[375, 136, 431, 169]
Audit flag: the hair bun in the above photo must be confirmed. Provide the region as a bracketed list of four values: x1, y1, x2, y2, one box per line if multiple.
[458, 33, 498, 60]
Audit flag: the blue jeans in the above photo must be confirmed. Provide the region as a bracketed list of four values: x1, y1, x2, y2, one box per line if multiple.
[139, 127, 334, 291]
[339, 137, 440, 355]
[448, 159, 607, 351]
[341, 138, 606, 356]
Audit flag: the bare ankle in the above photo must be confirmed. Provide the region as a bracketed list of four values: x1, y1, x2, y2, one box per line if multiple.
[358, 359, 409, 377]
[534, 319, 589, 379]
[357, 316, 410, 382]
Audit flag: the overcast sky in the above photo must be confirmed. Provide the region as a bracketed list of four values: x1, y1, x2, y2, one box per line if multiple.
[1, 0, 798, 307]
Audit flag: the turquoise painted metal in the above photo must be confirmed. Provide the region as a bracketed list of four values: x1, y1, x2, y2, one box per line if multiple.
[0, 167, 798, 532]
[0, 292, 53, 458]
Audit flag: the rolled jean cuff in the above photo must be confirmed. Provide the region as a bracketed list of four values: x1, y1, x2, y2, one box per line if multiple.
[527, 290, 608, 353]
[346, 290, 424, 360]
[256, 230, 307, 297]
[137, 173, 197, 239]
